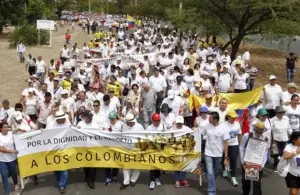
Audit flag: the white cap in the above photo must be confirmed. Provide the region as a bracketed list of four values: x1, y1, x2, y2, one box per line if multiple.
[28, 88, 35, 93]
[269, 75, 276, 80]
[201, 71, 209, 76]
[18, 122, 31, 132]
[207, 56, 213, 61]
[223, 65, 230, 69]
[175, 115, 184, 124]
[167, 90, 175, 99]
[55, 110, 67, 120]
[61, 89, 69, 95]
[125, 113, 135, 122]
[201, 85, 210, 91]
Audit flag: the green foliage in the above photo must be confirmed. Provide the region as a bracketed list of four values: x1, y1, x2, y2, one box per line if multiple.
[0, 0, 24, 33]
[8, 22, 49, 47]
[26, 0, 52, 23]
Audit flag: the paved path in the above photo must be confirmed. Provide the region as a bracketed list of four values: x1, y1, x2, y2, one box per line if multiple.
[1, 165, 287, 195]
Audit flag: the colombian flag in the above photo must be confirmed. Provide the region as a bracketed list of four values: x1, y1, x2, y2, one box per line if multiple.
[190, 87, 263, 117]
[127, 15, 135, 28]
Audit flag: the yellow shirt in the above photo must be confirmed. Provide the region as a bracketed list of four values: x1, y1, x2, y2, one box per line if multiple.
[61, 79, 72, 90]
[106, 82, 122, 98]
[88, 42, 94, 48]
[52, 69, 59, 77]
[94, 32, 101, 40]
[99, 32, 105, 39]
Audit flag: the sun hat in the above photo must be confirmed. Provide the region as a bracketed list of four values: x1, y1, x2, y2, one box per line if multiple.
[269, 75, 276, 80]
[175, 115, 184, 124]
[257, 108, 268, 116]
[109, 111, 118, 119]
[55, 110, 67, 120]
[125, 113, 135, 122]
[227, 110, 238, 118]
[275, 106, 285, 113]
[255, 121, 265, 130]
[287, 82, 298, 89]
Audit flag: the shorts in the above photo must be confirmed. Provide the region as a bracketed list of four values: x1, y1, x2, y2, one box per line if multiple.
[286, 172, 300, 189]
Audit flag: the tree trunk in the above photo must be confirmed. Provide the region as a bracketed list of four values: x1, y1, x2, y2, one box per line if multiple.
[212, 35, 217, 44]
[230, 36, 243, 60]
[206, 34, 210, 43]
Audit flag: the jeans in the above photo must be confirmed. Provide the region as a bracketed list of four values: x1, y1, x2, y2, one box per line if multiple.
[0, 160, 18, 195]
[247, 79, 255, 91]
[205, 155, 222, 195]
[222, 145, 239, 177]
[54, 171, 68, 188]
[105, 168, 118, 179]
[242, 168, 263, 195]
[19, 52, 25, 62]
[174, 171, 187, 181]
[287, 68, 295, 83]
[150, 170, 161, 181]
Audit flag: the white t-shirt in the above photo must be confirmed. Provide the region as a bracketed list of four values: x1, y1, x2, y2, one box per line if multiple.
[36, 60, 46, 73]
[149, 75, 167, 92]
[61, 48, 69, 58]
[202, 123, 230, 157]
[284, 143, 300, 177]
[217, 73, 232, 92]
[161, 113, 176, 130]
[271, 115, 292, 142]
[222, 121, 241, 146]
[0, 132, 17, 162]
[212, 107, 228, 124]
[262, 84, 283, 109]
[162, 96, 183, 116]
[284, 105, 300, 131]
[195, 116, 209, 140]
[234, 73, 249, 90]
[146, 124, 164, 131]
[184, 75, 195, 89]
[77, 120, 99, 129]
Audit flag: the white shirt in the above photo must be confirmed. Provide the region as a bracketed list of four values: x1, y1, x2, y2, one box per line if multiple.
[36, 60, 46, 73]
[104, 120, 124, 132]
[234, 73, 249, 90]
[146, 124, 164, 131]
[217, 73, 232, 92]
[61, 48, 69, 58]
[162, 96, 183, 116]
[202, 123, 230, 157]
[284, 144, 300, 176]
[281, 91, 296, 105]
[0, 132, 17, 162]
[77, 120, 99, 129]
[92, 110, 106, 128]
[284, 105, 300, 131]
[262, 84, 283, 109]
[122, 122, 145, 132]
[160, 113, 176, 130]
[222, 121, 241, 146]
[212, 107, 228, 124]
[271, 115, 292, 141]
[149, 75, 167, 92]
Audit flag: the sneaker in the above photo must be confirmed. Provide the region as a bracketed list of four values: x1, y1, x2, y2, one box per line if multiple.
[175, 181, 181, 188]
[15, 184, 21, 192]
[155, 178, 161, 186]
[149, 181, 155, 190]
[181, 180, 190, 187]
[59, 187, 65, 194]
[105, 178, 111, 186]
[222, 170, 228, 178]
[274, 170, 278, 173]
[231, 177, 238, 186]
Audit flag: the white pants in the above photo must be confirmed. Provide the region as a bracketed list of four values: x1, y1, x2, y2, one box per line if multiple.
[123, 169, 140, 185]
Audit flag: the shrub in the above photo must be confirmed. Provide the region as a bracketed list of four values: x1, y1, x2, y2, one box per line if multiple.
[8, 22, 49, 47]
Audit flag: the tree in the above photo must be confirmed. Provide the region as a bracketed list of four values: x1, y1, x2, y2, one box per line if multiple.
[26, 0, 52, 23]
[0, 0, 24, 33]
[199, 0, 300, 59]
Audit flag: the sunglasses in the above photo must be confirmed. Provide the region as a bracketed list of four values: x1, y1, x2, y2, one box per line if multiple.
[93, 105, 99, 107]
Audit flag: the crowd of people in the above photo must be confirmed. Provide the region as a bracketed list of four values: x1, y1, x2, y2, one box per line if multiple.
[1, 14, 300, 195]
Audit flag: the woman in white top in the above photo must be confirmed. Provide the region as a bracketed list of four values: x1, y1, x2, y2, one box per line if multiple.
[0, 122, 19, 195]
[271, 106, 292, 170]
[221, 110, 242, 186]
[184, 69, 195, 89]
[181, 58, 190, 75]
[22, 88, 37, 122]
[121, 101, 139, 119]
[160, 103, 176, 131]
[283, 131, 300, 195]
[193, 63, 201, 81]
[181, 91, 193, 128]
[233, 67, 249, 93]
[284, 94, 300, 132]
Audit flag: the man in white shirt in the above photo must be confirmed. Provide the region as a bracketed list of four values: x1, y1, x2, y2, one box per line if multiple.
[0, 100, 15, 123]
[120, 113, 144, 190]
[281, 82, 298, 105]
[161, 90, 183, 116]
[261, 75, 283, 118]
[216, 65, 232, 93]
[60, 44, 69, 64]
[149, 67, 167, 112]
[202, 111, 229, 195]
[213, 98, 229, 124]
[16, 41, 26, 63]
[36, 56, 47, 82]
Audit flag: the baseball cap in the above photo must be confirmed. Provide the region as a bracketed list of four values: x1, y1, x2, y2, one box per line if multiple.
[255, 121, 265, 130]
[200, 106, 208, 113]
[257, 108, 268, 116]
[226, 110, 238, 118]
[61, 89, 69, 95]
[168, 90, 175, 99]
[269, 75, 276, 80]
[175, 115, 184, 124]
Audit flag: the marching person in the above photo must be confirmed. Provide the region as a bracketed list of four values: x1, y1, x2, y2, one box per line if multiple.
[47, 110, 70, 194]
[146, 113, 163, 190]
[0, 122, 20, 195]
[120, 113, 144, 190]
[240, 122, 269, 195]
[16, 41, 26, 63]
[77, 111, 99, 189]
[202, 111, 230, 195]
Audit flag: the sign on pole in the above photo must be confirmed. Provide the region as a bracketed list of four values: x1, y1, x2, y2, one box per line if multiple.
[37, 20, 55, 47]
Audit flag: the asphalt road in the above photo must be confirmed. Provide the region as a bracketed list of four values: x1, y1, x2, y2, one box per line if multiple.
[1, 165, 287, 195]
